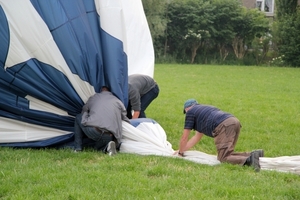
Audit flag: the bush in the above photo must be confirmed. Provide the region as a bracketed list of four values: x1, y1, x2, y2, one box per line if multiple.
[276, 11, 300, 67]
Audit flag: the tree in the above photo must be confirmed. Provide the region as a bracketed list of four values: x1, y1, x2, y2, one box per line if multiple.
[209, 0, 243, 61]
[231, 7, 269, 60]
[142, 0, 168, 57]
[183, 29, 211, 63]
[144, 0, 271, 64]
[166, 0, 214, 63]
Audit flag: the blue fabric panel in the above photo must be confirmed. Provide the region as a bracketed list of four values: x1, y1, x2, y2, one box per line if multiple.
[130, 118, 158, 127]
[0, 6, 9, 69]
[31, 0, 128, 103]
[0, 63, 78, 132]
[30, 0, 104, 93]
[0, 109, 74, 132]
[82, 0, 103, 60]
[0, 59, 83, 116]
[0, 134, 74, 148]
[0, 87, 29, 108]
[100, 29, 128, 105]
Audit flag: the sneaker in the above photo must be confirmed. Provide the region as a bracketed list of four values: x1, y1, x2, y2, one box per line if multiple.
[249, 151, 261, 172]
[107, 141, 117, 156]
[251, 149, 264, 157]
[74, 149, 82, 153]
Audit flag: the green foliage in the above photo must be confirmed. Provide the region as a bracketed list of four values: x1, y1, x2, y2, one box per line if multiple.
[1, 65, 300, 199]
[231, 7, 270, 60]
[251, 33, 272, 65]
[268, 54, 285, 67]
[209, 0, 243, 61]
[276, 11, 300, 67]
[166, 0, 214, 63]
[272, 0, 300, 67]
[141, 0, 300, 66]
[275, 0, 298, 19]
[141, 0, 168, 42]
[155, 54, 178, 64]
[243, 8, 269, 41]
[148, 0, 271, 65]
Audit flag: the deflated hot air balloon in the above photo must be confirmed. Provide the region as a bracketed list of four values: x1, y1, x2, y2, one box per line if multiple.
[0, 0, 154, 147]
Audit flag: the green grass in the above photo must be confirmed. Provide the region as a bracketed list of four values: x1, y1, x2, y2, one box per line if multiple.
[1, 64, 300, 200]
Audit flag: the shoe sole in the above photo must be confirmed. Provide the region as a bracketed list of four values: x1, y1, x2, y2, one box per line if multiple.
[107, 141, 117, 156]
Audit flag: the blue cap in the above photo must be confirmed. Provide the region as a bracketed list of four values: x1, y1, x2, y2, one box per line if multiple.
[183, 99, 198, 114]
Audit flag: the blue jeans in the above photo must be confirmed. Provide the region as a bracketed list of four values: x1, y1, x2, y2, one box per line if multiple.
[74, 114, 113, 151]
[127, 84, 159, 118]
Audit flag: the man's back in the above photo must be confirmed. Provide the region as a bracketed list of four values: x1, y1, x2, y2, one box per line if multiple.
[81, 91, 128, 143]
[128, 74, 156, 95]
[185, 104, 233, 137]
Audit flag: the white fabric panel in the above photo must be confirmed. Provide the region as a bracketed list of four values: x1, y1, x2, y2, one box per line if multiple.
[0, 0, 95, 103]
[260, 156, 300, 175]
[121, 121, 174, 156]
[0, 117, 70, 143]
[26, 95, 69, 116]
[182, 151, 220, 166]
[95, 0, 155, 77]
[121, 121, 300, 175]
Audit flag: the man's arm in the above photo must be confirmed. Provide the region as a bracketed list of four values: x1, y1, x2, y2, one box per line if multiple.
[178, 130, 203, 156]
[185, 131, 203, 151]
[178, 129, 191, 154]
[128, 87, 141, 119]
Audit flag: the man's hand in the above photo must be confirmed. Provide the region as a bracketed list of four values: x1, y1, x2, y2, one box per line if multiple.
[132, 111, 140, 119]
[173, 150, 184, 157]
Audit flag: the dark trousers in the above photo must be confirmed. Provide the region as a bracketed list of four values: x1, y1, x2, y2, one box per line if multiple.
[127, 84, 159, 119]
[212, 117, 250, 165]
[74, 114, 114, 151]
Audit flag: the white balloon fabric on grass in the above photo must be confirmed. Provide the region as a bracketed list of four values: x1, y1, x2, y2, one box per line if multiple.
[260, 156, 300, 174]
[121, 119, 300, 175]
[121, 119, 174, 156]
[121, 119, 224, 166]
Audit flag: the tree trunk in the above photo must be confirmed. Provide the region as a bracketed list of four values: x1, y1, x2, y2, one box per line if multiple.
[232, 36, 246, 59]
[218, 44, 229, 61]
[164, 37, 168, 57]
[190, 43, 201, 64]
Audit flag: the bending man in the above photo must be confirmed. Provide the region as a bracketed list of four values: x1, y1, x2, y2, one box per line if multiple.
[175, 99, 263, 172]
[127, 74, 159, 119]
[74, 86, 129, 155]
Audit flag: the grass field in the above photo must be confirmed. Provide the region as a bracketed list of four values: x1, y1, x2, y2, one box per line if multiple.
[1, 64, 300, 199]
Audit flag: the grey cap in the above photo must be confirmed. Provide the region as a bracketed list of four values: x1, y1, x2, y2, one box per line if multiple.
[183, 99, 198, 114]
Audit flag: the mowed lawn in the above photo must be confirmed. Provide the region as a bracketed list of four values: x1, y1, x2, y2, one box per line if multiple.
[1, 64, 300, 200]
